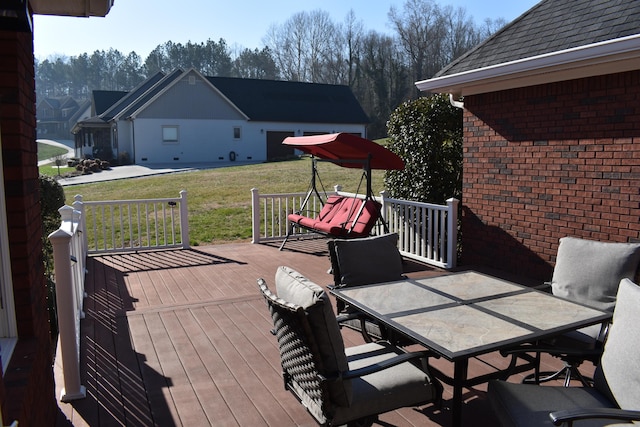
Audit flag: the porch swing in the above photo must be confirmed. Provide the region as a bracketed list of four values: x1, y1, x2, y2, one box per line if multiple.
[278, 133, 404, 251]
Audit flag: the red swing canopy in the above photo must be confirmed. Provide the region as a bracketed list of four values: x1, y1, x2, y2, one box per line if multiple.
[282, 133, 404, 170]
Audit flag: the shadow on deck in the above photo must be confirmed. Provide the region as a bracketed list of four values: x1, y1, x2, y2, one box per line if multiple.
[54, 240, 578, 426]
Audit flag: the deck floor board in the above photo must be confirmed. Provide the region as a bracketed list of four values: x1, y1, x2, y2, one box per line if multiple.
[56, 241, 587, 426]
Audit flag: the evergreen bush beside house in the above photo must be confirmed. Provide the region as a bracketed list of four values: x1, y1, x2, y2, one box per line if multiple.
[384, 94, 463, 204]
[40, 175, 65, 339]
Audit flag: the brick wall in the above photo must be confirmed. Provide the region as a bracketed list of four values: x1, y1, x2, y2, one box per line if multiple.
[0, 26, 56, 425]
[462, 70, 640, 280]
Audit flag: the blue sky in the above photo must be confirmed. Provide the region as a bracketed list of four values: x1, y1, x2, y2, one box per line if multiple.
[33, 0, 540, 60]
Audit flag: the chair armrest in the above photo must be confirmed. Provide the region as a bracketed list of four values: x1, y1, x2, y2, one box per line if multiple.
[534, 281, 552, 291]
[550, 408, 640, 425]
[335, 312, 363, 323]
[500, 344, 602, 360]
[341, 350, 431, 380]
[319, 350, 431, 382]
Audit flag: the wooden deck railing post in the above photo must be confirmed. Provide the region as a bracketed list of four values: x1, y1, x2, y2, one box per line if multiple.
[251, 188, 260, 244]
[179, 190, 190, 248]
[49, 227, 86, 402]
[446, 198, 460, 269]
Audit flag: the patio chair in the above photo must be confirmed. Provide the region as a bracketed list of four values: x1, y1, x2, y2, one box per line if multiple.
[514, 237, 640, 386]
[488, 278, 640, 427]
[327, 233, 406, 343]
[258, 266, 442, 427]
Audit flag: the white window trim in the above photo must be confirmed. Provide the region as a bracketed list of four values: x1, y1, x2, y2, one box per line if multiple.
[162, 125, 179, 145]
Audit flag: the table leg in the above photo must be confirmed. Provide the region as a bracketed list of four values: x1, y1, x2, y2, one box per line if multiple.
[451, 359, 468, 427]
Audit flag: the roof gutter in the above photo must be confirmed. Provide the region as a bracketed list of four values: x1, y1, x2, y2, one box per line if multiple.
[416, 34, 640, 98]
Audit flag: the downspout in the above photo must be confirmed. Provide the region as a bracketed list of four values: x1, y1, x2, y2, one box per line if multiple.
[449, 93, 464, 109]
[129, 118, 136, 164]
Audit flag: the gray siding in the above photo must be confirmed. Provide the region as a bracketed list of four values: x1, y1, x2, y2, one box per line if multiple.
[137, 74, 245, 120]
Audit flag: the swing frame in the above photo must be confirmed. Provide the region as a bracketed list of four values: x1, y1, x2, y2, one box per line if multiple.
[278, 133, 404, 250]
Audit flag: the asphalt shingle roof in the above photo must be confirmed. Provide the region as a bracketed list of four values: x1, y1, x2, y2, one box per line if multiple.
[92, 91, 127, 116]
[437, 0, 640, 77]
[207, 77, 370, 124]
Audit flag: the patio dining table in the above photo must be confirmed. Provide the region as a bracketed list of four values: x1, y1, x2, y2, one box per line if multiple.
[330, 270, 611, 427]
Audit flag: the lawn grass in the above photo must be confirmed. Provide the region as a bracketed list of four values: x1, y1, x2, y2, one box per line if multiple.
[64, 158, 386, 245]
[38, 142, 68, 161]
[40, 164, 75, 176]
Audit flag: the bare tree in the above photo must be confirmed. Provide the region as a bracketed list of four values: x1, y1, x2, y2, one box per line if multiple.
[389, 0, 447, 92]
[353, 31, 410, 138]
[263, 10, 337, 82]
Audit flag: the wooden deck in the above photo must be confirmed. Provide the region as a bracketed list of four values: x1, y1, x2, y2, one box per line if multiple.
[54, 239, 585, 426]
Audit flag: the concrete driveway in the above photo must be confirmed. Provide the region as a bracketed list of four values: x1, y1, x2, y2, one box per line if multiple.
[38, 138, 258, 186]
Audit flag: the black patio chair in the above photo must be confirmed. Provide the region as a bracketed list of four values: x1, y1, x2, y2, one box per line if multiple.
[489, 278, 640, 426]
[327, 233, 407, 343]
[258, 266, 442, 427]
[507, 237, 640, 387]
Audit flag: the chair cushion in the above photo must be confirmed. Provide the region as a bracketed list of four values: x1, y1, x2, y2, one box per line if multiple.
[598, 278, 640, 410]
[332, 342, 437, 425]
[274, 266, 351, 406]
[332, 233, 403, 286]
[488, 380, 614, 427]
[551, 237, 640, 312]
[317, 195, 346, 222]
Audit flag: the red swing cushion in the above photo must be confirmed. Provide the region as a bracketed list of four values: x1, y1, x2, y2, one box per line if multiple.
[288, 196, 381, 238]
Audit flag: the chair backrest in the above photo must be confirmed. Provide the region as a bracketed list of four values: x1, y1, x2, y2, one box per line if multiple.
[258, 279, 331, 423]
[329, 233, 403, 288]
[551, 237, 640, 312]
[334, 199, 380, 237]
[594, 278, 640, 411]
[270, 267, 352, 406]
[317, 195, 346, 222]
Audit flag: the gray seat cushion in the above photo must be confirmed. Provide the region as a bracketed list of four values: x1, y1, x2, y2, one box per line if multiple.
[598, 278, 640, 411]
[274, 266, 352, 406]
[489, 380, 615, 427]
[489, 278, 640, 427]
[551, 237, 640, 312]
[332, 342, 436, 425]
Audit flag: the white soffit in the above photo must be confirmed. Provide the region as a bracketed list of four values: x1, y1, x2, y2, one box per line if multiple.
[416, 34, 640, 97]
[30, 0, 113, 17]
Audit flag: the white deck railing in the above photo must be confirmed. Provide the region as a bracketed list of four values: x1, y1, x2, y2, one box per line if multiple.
[251, 187, 459, 269]
[49, 202, 87, 402]
[76, 190, 190, 254]
[49, 190, 189, 401]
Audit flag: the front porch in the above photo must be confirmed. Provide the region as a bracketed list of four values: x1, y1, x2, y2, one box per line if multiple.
[54, 240, 576, 426]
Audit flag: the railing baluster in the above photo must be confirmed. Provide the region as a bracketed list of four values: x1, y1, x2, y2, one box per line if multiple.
[249, 189, 458, 269]
[78, 192, 188, 254]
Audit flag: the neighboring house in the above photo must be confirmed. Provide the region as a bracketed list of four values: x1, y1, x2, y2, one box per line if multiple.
[36, 95, 90, 139]
[416, 0, 640, 280]
[0, 1, 114, 425]
[72, 69, 369, 164]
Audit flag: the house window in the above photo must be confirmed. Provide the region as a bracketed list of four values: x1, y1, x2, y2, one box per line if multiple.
[162, 126, 179, 144]
[0, 138, 17, 374]
[233, 127, 241, 140]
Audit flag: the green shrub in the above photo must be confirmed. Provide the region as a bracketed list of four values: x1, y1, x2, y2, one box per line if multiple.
[40, 175, 65, 338]
[384, 94, 463, 204]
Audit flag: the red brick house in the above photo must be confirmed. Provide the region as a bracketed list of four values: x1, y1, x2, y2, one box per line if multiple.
[0, 1, 114, 425]
[416, 0, 640, 281]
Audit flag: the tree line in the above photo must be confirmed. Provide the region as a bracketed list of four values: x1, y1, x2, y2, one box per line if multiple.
[35, 0, 505, 138]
